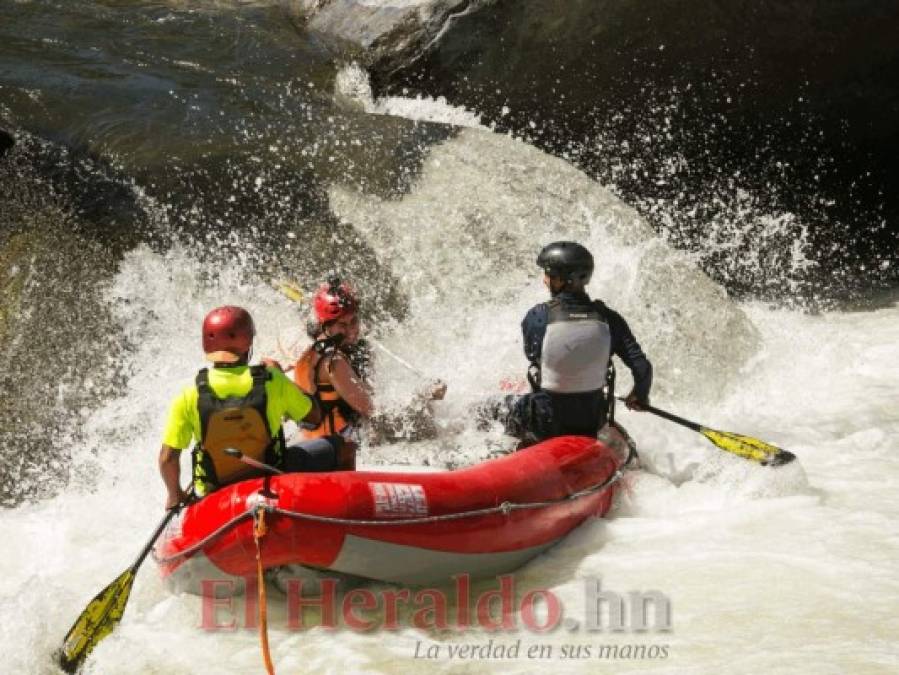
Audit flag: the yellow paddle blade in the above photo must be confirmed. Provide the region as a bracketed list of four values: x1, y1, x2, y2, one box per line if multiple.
[272, 279, 304, 304]
[700, 428, 796, 466]
[58, 569, 135, 673]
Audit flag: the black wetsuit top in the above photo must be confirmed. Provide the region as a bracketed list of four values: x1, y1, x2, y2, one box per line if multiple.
[520, 291, 652, 437]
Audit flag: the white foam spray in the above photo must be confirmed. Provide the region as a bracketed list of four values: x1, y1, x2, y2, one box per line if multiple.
[1, 89, 897, 675]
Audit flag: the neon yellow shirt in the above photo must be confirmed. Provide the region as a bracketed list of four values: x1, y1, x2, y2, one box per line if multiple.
[162, 365, 313, 450]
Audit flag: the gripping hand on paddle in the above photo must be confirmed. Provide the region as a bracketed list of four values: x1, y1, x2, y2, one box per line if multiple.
[415, 379, 446, 402]
[165, 487, 190, 511]
[428, 379, 447, 401]
[624, 389, 649, 411]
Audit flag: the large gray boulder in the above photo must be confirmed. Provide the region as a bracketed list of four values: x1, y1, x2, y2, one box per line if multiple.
[290, 0, 495, 73]
[327, 128, 761, 405]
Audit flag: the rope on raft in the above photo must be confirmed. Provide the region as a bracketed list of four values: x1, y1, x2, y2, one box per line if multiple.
[253, 507, 275, 675]
[153, 456, 631, 566]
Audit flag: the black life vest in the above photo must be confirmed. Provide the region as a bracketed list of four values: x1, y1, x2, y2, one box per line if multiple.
[191, 365, 282, 496]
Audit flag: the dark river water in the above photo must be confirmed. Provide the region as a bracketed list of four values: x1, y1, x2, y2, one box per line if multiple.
[1, 0, 897, 504]
[1, 5, 899, 674]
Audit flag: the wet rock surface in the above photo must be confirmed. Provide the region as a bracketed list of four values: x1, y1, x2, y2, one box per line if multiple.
[382, 0, 899, 304]
[291, 0, 495, 73]
[0, 132, 148, 506]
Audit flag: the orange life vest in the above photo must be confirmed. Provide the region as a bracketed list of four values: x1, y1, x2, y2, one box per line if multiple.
[293, 346, 359, 439]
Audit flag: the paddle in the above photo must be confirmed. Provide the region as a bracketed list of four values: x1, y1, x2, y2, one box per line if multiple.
[618, 398, 795, 466]
[272, 279, 433, 380]
[57, 499, 186, 672]
[224, 447, 284, 475]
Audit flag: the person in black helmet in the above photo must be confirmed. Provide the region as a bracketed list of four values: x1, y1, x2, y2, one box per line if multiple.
[499, 241, 652, 447]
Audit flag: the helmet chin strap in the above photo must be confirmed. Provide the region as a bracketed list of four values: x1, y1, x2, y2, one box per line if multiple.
[550, 282, 586, 298]
[314, 330, 345, 355]
[212, 351, 250, 368]
[547, 274, 569, 296]
[327, 275, 343, 295]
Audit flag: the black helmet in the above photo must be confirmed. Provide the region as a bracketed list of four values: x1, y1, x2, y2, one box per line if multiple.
[536, 241, 594, 285]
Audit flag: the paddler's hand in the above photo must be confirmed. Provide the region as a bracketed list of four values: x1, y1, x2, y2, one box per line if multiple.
[428, 379, 447, 401]
[165, 487, 190, 510]
[625, 390, 649, 411]
[261, 357, 283, 372]
[499, 376, 528, 394]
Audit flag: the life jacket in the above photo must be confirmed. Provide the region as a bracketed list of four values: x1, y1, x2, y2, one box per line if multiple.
[191, 365, 282, 496]
[536, 298, 611, 394]
[293, 339, 364, 439]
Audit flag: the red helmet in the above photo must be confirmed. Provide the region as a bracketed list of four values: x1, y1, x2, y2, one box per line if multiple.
[312, 278, 358, 324]
[202, 306, 255, 363]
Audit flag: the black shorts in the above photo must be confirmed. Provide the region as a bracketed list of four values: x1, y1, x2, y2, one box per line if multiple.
[485, 390, 609, 444]
[282, 438, 339, 473]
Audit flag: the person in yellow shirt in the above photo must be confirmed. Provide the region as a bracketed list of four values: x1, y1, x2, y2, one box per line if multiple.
[158, 305, 347, 509]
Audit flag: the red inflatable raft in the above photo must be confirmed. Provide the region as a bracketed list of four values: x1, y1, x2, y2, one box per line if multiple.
[154, 430, 633, 593]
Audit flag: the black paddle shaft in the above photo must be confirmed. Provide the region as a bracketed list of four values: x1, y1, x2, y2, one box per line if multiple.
[133, 486, 194, 571]
[643, 404, 703, 432]
[131, 506, 181, 573]
[615, 396, 703, 432]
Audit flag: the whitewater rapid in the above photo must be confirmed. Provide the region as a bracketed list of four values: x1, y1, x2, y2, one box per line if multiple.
[2, 254, 897, 674]
[1, 91, 897, 674]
